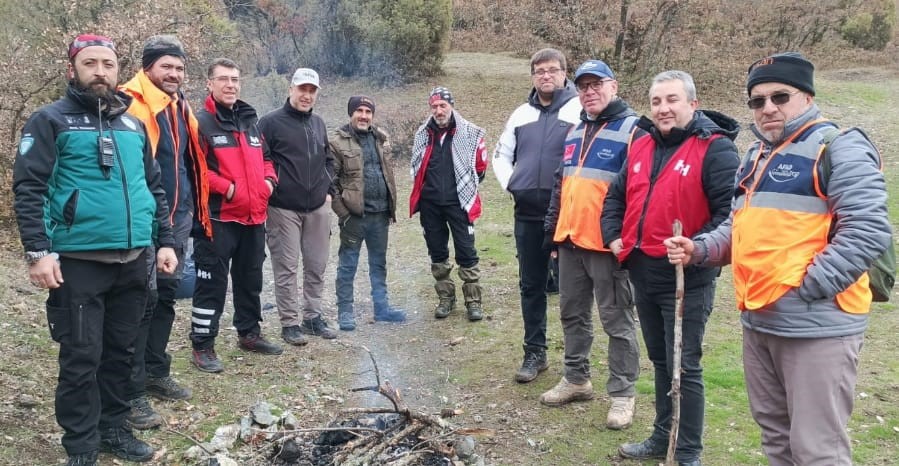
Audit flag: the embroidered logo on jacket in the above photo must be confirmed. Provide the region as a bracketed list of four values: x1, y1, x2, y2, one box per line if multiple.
[767, 163, 800, 183]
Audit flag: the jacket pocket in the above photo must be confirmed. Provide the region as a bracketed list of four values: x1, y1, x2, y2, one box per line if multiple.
[63, 190, 80, 227]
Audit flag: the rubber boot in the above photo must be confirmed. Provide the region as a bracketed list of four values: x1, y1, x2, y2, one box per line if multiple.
[431, 261, 456, 318]
[459, 265, 483, 321]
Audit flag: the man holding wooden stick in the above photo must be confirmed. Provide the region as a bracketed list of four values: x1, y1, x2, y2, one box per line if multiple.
[602, 70, 739, 466]
[664, 52, 891, 466]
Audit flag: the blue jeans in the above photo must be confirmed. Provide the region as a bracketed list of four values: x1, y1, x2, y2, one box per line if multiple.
[336, 212, 390, 312]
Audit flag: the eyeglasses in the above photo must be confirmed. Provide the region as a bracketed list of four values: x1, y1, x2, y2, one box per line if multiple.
[576, 80, 613, 93]
[532, 68, 562, 77]
[746, 91, 801, 109]
[211, 76, 240, 84]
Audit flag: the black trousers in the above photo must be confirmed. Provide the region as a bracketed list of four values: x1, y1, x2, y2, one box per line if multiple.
[191, 221, 266, 350]
[630, 263, 715, 462]
[418, 198, 478, 268]
[514, 219, 551, 350]
[46, 250, 149, 455]
[126, 245, 184, 400]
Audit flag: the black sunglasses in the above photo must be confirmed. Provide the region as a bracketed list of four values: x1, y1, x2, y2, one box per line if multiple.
[747, 91, 801, 109]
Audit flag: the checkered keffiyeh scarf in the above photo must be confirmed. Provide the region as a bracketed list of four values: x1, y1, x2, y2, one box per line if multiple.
[411, 110, 485, 215]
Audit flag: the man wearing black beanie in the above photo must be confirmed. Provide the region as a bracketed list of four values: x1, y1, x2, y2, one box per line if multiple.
[664, 51, 891, 465]
[328, 96, 406, 330]
[120, 34, 212, 429]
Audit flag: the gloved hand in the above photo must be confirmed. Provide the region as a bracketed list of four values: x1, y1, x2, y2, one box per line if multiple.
[542, 230, 557, 253]
[339, 215, 364, 245]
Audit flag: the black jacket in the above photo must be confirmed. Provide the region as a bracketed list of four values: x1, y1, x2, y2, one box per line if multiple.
[601, 110, 740, 291]
[258, 100, 335, 212]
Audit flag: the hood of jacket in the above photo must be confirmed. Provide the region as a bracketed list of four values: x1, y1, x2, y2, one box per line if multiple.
[120, 69, 179, 115]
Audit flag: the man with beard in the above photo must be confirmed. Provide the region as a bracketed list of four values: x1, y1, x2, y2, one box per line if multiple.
[13, 34, 177, 465]
[492, 48, 581, 383]
[328, 96, 406, 330]
[120, 34, 212, 429]
[410, 87, 488, 321]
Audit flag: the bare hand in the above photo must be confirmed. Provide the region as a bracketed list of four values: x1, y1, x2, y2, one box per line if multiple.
[226, 183, 235, 201]
[609, 238, 624, 257]
[663, 236, 694, 265]
[156, 247, 179, 274]
[265, 179, 274, 194]
[326, 194, 332, 203]
[29, 255, 63, 289]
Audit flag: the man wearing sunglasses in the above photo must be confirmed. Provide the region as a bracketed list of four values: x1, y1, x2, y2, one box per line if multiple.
[664, 52, 891, 465]
[603, 70, 740, 466]
[492, 48, 581, 384]
[541, 60, 641, 431]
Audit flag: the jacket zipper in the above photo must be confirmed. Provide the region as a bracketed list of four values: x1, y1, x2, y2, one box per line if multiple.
[109, 129, 133, 248]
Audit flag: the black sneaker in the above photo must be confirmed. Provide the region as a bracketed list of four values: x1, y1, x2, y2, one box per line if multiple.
[66, 451, 98, 466]
[238, 333, 284, 354]
[618, 438, 667, 460]
[514, 350, 548, 383]
[124, 396, 162, 430]
[146, 376, 191, 401]
[281, 325, 309, 345]
[300, 316, 337, 339]
[191, 348, 224, 373]
[99, 426, 154, 462]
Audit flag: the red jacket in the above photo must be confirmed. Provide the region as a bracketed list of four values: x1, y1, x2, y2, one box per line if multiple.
[196, 95, 276, 225]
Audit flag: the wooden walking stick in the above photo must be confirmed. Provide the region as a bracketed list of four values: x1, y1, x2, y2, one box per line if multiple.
[666, 219, 685, 466]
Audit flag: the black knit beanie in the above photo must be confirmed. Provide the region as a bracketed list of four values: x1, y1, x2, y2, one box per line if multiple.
[347, 95, 375, 116]
[142, 35, 187, 69]
[746, 52, 815, 96]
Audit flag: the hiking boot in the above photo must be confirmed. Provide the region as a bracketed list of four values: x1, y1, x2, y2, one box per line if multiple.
[539, 377, 595, 406]
[66, 450, 98, 466]
[300, 316, 338, 339]
[515, 349, 548, 383]
[124, 396, 162, 430]
[679, 460, 702, 466]
[338, 309, 357, 331]
[434, 296, 455, 319]
[191, 348, 224, 373]
[618, 438, 667, 460]
[99, 426, 154, 462]
[466, 302, 484, 321]
[606, 396, 636, 429]
[238, 333, 284, 354]
[281, 325, 309, 345]
[146, 376, 191, 401]
[374, 307, 407, 323]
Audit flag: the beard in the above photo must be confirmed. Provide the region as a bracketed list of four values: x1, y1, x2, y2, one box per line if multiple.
[72, 70, 117, 103]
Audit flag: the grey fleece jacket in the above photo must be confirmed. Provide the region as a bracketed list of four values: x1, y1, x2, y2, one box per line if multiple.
[693, 104, 891, 338]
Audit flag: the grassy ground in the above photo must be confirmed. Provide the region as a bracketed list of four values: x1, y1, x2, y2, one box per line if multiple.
[0, 53, 897, 465]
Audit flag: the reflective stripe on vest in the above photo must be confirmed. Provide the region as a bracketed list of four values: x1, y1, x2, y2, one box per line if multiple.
[554, 116, 638, 251]
[619, 134, 717, 262]
[732, 120, 871, 313]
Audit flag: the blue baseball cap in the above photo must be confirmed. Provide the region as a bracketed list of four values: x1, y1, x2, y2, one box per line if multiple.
[574, 60, 615, 82]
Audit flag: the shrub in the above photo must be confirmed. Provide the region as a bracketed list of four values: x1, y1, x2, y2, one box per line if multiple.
[841, 1, 896, 51]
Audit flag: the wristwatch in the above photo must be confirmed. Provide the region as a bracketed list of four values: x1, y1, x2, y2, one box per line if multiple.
[24, 250, 50, 264]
